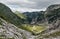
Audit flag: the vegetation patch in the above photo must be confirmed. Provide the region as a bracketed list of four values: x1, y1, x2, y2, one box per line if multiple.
[20, 24, 46, 35]
[14, 11, 27, 19]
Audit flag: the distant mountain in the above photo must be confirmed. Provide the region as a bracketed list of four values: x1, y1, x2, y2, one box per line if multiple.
[23, 11, 45, 24]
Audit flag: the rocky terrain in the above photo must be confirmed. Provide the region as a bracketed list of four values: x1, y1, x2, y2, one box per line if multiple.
[23, 11, 45, 24]
[0, 3, 60, 39]
[0, 18, 37, 39]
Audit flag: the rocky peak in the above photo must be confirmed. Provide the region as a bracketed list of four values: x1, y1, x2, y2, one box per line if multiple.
[47, 4, 60, 11]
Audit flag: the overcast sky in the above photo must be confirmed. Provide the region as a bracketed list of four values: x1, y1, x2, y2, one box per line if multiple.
[0, 0, 60, 12]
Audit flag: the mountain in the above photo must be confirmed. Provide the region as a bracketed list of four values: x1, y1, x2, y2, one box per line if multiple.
[37, 4, 60, 39]
[45, 4, 60, 24]
[23, 11, 45, 24]
[45, 4, 60, 30]
[0, 3, 24, 27]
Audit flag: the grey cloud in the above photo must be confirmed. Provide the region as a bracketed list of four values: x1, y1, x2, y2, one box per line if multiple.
[7, 0, 60, 9]
[27, 0, 56, 9]
[0, 0, 60, 12]
[28, 0, 60, 9]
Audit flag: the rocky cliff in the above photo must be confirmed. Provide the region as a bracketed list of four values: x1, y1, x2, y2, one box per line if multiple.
[37, 4, 60, 39]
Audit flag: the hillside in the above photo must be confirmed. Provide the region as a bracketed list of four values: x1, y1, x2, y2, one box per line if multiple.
[14, 11, 27, 20]
[37, 4, 60, 39]
[0, 3, 24, 27]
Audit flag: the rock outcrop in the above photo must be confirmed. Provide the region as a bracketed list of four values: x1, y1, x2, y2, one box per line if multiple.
[0, 18, 36, 39]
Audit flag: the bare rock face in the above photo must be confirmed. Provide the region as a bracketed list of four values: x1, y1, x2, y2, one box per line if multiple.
[45, 4, 60, 23]
[45, 4, 60, 30]
[38, 4, 60, 39]
[0, 18, 36, 39]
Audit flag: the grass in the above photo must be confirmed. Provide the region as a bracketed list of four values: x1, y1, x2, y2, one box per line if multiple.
[20, 24, 46, 35]
[15, 11, 27, 19]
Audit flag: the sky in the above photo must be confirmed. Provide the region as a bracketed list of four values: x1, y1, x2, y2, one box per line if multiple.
[0, 0, 60, 12]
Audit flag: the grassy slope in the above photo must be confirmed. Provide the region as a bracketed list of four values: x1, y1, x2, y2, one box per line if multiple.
[14, 11, 27, 19]
[0, 3, 23, 27]
[20, 24, 46, 35]
[14, 12, 46, 35]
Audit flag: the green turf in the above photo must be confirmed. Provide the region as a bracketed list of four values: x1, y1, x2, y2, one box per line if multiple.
[20, 24, 46, 35]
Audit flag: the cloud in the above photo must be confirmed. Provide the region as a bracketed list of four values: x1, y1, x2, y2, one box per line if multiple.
[10, 7, 46, 12]
[0, 0, 60, 12]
